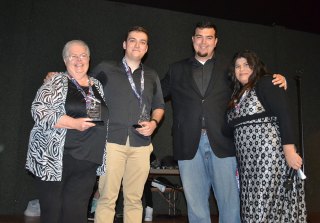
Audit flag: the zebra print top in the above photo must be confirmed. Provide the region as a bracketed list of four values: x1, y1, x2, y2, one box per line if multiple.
[25, 72, 107, 181]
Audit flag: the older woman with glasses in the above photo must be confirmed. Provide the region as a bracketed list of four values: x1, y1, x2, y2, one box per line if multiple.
[26, 40, 109, 223]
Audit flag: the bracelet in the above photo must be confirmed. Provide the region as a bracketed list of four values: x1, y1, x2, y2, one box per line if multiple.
[150, 118, 159, 126]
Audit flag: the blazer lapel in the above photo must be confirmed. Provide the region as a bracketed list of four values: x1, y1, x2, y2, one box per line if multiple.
[184, 60, 203, 97]
[204, 56, 224, 97]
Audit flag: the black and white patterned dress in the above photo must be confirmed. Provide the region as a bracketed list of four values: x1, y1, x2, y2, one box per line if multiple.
[227, 76, 307, 222]
[26, 73, 108, 181]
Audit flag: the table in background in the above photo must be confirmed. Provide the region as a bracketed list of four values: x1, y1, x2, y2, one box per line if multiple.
[149, 168, 183, 216]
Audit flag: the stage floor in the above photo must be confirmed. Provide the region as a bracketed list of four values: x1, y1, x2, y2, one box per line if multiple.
[1, 213, 319, 223]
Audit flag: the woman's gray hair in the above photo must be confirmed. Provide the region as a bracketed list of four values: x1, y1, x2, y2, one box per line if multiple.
[62, 40, 90, 60]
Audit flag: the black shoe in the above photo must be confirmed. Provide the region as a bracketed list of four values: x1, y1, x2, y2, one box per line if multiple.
[87, 211, 95, 221]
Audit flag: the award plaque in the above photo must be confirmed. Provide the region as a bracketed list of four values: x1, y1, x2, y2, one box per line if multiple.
[133, 104, 150, 128]
[87, 96, 103, 123]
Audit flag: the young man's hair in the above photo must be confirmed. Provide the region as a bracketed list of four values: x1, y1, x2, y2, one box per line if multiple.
[124, 26, 149, 42]
[194, 21, 218, 37]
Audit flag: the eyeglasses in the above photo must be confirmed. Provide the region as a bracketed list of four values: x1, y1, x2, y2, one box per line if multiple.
[68, 54, 89, 61]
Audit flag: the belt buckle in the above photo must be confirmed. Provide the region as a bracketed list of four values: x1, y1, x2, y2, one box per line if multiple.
[201, 129, 207, 134]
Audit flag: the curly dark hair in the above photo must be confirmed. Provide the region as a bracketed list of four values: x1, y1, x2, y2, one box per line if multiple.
[228, 50, 269, 109]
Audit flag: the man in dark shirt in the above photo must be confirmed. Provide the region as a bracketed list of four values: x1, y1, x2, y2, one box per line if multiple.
[93, 26, 164, 223]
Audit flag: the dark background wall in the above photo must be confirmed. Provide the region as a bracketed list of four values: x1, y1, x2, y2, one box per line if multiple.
[0, 0, 319, 215]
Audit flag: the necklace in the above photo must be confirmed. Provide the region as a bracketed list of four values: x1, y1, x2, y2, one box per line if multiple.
[235, 90, 248, 112]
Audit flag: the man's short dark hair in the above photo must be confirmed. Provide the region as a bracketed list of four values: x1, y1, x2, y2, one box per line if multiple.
[124, 26, 149, 42]
[194, 21, 218, 37]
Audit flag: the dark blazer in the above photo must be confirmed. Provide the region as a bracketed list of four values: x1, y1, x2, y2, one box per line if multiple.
[161, 54, 235, 160]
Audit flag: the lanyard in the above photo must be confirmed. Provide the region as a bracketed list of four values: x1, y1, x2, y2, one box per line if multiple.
[67, 74, 95, 109]
[122, 57, 144, 107]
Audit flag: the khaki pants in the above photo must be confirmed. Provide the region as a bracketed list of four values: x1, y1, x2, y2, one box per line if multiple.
[95, 142, 153, 223]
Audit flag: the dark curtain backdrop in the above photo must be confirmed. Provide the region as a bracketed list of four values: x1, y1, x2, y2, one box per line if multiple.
[1, 0, 319, 215]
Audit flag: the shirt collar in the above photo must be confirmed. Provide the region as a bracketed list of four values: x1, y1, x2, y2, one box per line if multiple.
[190, 56, 216, 68]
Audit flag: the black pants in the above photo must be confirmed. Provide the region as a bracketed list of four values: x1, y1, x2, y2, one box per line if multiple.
[36, 154, 98, 223]
[143, 179, 153, 208]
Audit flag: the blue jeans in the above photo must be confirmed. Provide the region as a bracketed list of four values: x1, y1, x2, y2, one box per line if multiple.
[178, 132, 240, 223]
